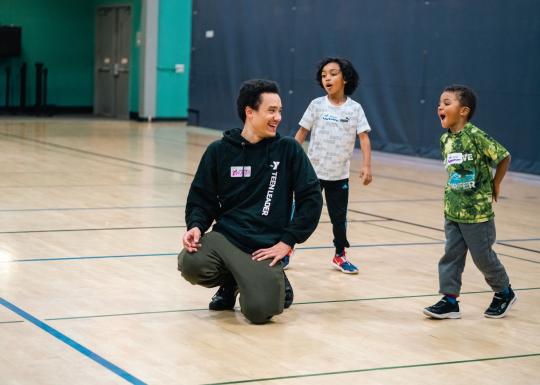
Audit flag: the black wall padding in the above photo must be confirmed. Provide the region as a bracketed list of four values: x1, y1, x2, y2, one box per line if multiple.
[189, 0, 540, 174]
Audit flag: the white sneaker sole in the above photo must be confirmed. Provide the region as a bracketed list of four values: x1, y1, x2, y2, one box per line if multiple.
[484, 293, 518, 319]
[423, 308, 461, 319]
[331, 262, 359, 274]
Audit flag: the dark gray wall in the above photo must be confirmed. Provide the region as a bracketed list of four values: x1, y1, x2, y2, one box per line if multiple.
[189, 0, 540, 174]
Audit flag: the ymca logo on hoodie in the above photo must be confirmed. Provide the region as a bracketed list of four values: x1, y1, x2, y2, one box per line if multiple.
[262, 161, 280, 216]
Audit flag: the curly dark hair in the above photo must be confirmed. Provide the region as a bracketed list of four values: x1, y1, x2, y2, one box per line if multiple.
[236, 79, 280, 123]
[316, 57, 359, 95]
[443, 84, 477, 120]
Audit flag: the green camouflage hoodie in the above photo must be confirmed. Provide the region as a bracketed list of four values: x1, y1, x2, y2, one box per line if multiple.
[440, 122, 509, 223]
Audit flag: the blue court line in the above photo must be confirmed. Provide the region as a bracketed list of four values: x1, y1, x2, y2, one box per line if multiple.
[0, 297, 147, 385]
[4, 237, 540, 263]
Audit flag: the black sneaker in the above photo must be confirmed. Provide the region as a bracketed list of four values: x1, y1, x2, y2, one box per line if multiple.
[209, 283, 238, 311]
[423, 296, 461, 319]
[484, 286, 517, 319]
[284, 272, 294, 309]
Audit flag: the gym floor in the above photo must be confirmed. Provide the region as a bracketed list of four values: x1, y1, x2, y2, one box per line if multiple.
[1, 118, 539, 385]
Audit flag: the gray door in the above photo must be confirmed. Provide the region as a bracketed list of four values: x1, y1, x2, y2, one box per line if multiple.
[94, 6, 132, 118]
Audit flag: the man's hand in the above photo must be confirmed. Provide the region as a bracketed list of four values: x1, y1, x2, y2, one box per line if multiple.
[252, 241, 292, 267]
[182, 227, 202, 252]
[360, 165, 372, 185]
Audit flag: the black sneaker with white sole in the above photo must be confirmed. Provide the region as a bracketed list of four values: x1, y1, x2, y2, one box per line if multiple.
[284, 272, 293, 309]
[484, 286, 517, 319]
[209, 281, 238, 311]
[423, 296, 461, 319]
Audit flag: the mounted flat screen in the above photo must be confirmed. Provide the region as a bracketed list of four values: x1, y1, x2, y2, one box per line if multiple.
[0, 26, 22, 57]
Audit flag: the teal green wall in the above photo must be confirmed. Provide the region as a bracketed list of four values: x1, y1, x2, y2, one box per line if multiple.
[0, 0, 190, 118]
[156, 0, 191, 118]
[0, 0, 94, 106]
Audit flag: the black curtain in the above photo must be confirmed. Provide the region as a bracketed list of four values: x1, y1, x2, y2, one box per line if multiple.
[189, 0, 540, 174]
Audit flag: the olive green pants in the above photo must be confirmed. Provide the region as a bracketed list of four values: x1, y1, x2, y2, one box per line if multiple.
[178, 231, 285, 324]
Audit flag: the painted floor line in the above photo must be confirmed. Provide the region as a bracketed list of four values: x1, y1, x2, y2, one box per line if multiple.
[42, 287, 540, 322]
[0, 297, 147, 385]
[0, 219, 385, 234]
[0, 131, 194, 177]
[202, 352, 540, 385]
[498, 242, 540, 254]
[5, 237, 540, 263]
[499, 253, 540, 264]
[9, 253, 177, 263]
[0, 204, 185, 212]
[0, 225, 184, 235]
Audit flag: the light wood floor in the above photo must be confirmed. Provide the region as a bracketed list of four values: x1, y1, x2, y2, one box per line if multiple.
[0, 118, 539, 385]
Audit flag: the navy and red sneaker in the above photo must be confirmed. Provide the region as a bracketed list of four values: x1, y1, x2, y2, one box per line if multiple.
[331, 251, 358, 274]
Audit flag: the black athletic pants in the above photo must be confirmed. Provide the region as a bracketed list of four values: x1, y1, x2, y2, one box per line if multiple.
[320, 178, 350, 253]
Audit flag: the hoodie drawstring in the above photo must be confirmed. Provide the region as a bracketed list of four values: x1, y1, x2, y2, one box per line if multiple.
[241, 141, 246, 178]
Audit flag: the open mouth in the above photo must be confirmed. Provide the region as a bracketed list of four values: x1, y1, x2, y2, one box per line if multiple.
[439, 113, 446, 121]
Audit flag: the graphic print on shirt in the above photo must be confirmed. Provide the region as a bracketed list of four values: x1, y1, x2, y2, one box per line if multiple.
[299, 96, 371, 180]
[230, 166, 251, 178]
[446, 152, 476, 190]
[262, 161, 280, 216]
[440, 123, 510, 223]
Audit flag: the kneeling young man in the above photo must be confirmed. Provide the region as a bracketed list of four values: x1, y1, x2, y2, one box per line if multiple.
[178, 79, 323, 324]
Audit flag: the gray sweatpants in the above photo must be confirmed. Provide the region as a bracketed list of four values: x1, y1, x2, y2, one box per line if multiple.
[178, 231, 285, 324]
[439, 219, 510, 295]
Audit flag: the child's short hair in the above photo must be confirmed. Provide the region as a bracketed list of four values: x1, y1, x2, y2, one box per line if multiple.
[237, 79, 280, 123]
[444, 84, 477, 120]
[316, 57, 359, 95]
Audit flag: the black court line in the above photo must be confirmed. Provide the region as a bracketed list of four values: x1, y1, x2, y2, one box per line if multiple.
[0, 225, 184, 235]
[9, 252, 176, 263]
[0, 182, 186, 189]
[42, 287, 540, 321]
[202, 353, 540, 385]
[363, 221, 444, 242]
[348, 209, 540, 253]
[348, 198, 441, 203]
[0, 131, 194, 177]
[0, 219, 388, 234]
[0, 320, 24, 324]
[45, 307, 209, 321]
[350, 170, 442, 188]
[347, 208, 444, 232]
[498, 242, 540, 254]
[0, 204, 185, 213]
[499, 253, 540, 264]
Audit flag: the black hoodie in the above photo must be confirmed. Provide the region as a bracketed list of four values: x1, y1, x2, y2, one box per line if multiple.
[186, 128, 323, 253]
